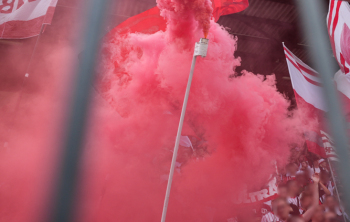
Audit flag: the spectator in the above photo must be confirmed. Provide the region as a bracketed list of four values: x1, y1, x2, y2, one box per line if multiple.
[260, 210, 279, 222]
[278, 184, 288, 199]
[297, 160, 320, 178]
[300, 190, 313, 214]
[313, 159, 321, 176]
[287, 216, 304, 222]
[319, 172, 333, 203]
[289, 146, 302, 163]
[319, 159, 329, 174]
[272, 197, 293, 221]
[296, 171, 311, 188]
[272, 176, 319, 222]
[278, 166, 287, 184]
[302, 175, 321, 222]
[261, 184, 289, 222]
[324, 211, 337, 222]
[324, 195, 345, 221]
[297, 155, 308, 169]
[287, 180, 301, 208]
[311, 205, 325, 222]
[285, 163, 298, 182]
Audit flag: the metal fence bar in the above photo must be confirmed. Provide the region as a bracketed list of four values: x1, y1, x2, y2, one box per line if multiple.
[49, 0, 111, 221]
[295, 0, 350, 215]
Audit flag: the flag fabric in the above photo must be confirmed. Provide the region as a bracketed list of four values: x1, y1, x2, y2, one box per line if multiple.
[327, 0, 350, 115]
[320, 130, 339, 162]
[0, 0, 58, 39]
[283, 44, 327, 157]
[110, 7, 166, 36]
[212, 0, 249, 21]
[283, 44, 326, 111]
[108, 0, 249, 36]
[327, 0, 350, 76]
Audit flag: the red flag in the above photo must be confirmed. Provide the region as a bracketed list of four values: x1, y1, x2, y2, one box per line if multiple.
[109, 7, 166, 36]
[0, 0, 58, 39]
[212, 0, 249, 21]
[108, 0, 249, 36]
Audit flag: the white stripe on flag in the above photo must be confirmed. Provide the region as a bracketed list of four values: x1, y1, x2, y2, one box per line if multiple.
[320, 130, 339, 161]
[283, 44, 327, 112]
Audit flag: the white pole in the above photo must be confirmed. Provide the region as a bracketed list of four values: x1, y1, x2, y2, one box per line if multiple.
[160, 38, 209, 222]
[327, 159, 347, 222]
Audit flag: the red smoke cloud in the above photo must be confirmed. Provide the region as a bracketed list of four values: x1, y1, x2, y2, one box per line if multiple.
[76, 0, 307, 221]
[0, 5, 80, 222]
[157, 0, 213, 38]
[0, 0, 310, 221]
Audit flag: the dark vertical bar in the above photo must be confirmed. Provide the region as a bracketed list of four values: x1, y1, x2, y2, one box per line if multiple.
[295, 0, 350, 214]
[50, 0, 111, 221]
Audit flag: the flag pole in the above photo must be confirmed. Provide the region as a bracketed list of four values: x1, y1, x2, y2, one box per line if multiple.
[13, 24, 45, 111]
[160, 38, 209, 222]
[5, 24, 45, 148]
[327, 158, 346, 222]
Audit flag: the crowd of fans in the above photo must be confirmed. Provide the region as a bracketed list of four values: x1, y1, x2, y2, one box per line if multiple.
[172, 139, 347, 222]
[256, 145, 348, 222]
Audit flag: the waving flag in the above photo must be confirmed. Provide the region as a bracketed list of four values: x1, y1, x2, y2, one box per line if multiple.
[326, 0, 350, 117]
[212, 0, 249, 21]
[283, 44, 326, 111]
[283, 44, 327, 157]
[320, 130, 339, 162]
[0, 0, 58, 39]
[109, 0, 249, 36]
[327, 0, 350, 75]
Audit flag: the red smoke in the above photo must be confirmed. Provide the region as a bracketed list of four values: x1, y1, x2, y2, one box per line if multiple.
[76, 0, 307, 221]
[157, 0, 213, 39]
[0, 0, 309, 221]
[0, 4, 80, 222]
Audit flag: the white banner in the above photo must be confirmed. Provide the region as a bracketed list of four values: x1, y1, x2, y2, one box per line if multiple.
[232, 177, 278, 204]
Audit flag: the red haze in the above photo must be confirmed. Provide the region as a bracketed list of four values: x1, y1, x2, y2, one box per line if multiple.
[0, 0, 314, 221]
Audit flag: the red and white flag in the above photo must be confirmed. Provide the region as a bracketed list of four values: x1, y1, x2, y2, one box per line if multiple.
[327, 0, 350, 76]
[327, 1, 350, 115]
[283, 44, 327, 157]
[0, 0, 58, 39]
[320, 130, 339, 162]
